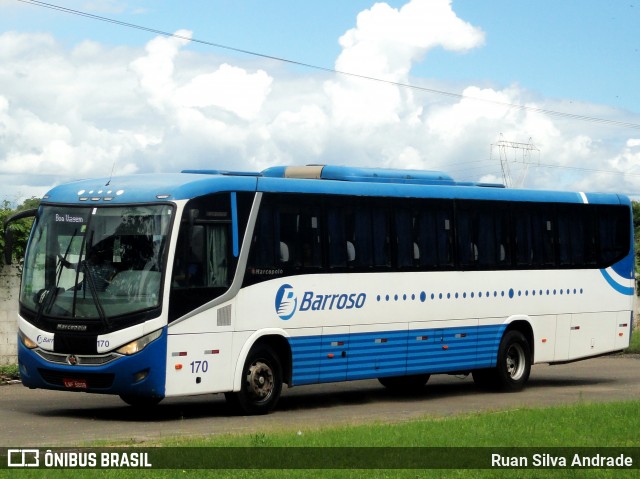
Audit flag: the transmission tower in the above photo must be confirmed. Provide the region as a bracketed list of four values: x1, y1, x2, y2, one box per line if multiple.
[490, 134, 540, 188]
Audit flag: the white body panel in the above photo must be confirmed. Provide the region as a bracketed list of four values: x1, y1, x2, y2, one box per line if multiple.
[163, 267, 633, 395]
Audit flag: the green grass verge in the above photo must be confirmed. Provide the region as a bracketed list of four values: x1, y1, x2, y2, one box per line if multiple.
[2, 400, 639, 479]
[625, 327, 640, 353]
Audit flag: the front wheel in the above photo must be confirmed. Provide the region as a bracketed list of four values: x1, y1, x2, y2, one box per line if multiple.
[225, 345, 283, 415]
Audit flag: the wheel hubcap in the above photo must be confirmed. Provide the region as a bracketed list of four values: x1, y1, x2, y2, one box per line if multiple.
[246, 361, 274, 401]
[506, 343, 526, 380]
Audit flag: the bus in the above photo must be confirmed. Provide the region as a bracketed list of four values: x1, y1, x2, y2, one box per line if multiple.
[4, 165, 634, 414]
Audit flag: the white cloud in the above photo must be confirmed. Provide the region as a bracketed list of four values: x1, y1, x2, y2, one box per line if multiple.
[326, 0, 484, 128]
[336, 0, 484, 78]
[129, 30, 191, 111]
[175, 64, 273, 120]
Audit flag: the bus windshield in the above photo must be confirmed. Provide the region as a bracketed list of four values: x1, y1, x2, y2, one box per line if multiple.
[20, 204, 174, 325]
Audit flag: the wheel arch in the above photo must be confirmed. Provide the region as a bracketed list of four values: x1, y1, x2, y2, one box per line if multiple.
[504, 316, 535, 363]
[232, 329, 292, 392]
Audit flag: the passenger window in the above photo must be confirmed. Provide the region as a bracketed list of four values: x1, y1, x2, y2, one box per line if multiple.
[395, 207, 414, 268]
[327, 206, 347, 268]
[529, 208, 556, 266]
[344, 200, 390, 269]
[415, 201, 453, 269]
[598, 205, 630, 266]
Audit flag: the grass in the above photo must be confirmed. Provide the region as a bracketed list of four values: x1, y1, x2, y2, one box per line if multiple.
[2, 327, 639, 477]
[2, 400, 639, 479]
[625, 326, 640, 353]
[0, 364, 18, 383]
[148, 400, 640, 448]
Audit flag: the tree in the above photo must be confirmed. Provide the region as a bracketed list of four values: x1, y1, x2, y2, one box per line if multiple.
[0, 197, 40, 265]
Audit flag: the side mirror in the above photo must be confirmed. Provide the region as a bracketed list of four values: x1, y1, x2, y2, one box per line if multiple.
[3, 208, 38, 265]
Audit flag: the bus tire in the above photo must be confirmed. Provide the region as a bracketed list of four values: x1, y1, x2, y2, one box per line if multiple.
[119, 394, 162, 407]
[226, 344, 283, 415]
[378, 374, 430, 392]
[473, 330, 531, 392]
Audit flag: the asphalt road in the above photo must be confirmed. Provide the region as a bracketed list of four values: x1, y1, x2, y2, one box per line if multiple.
[1, 355, 639, 447]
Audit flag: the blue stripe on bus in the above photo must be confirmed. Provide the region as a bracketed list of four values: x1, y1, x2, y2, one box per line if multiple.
[230, 191, 239, 257]
[288, 324, 507, 386]
[600, 269, 635, 296]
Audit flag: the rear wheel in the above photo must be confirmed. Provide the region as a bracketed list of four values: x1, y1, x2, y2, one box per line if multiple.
[378, 374, 430, 392]
[225, 345, 283, 415]
[473, 330, 531, 391]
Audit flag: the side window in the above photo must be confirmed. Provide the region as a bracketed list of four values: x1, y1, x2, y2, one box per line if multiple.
[414, 200, 453, 269]
[478, 204, 510, 267]
[327, 205, 347, 268]
[371, 207, 391, 268]
[395, 206, 414, 269]
[455, 201, 509, 268]
[345, 199, 391, 269]
[514, 206, 533, 267]
[557, 205, 597, 267]
[169, 193, 235, 321]
[279, 203, 323, 270]
[297, 208, 323, 268]
[246, 194, 325, 281]
[530, 207, 556, 266]
[455, 203, 476, 267]
[249, 202, 278, 269]
[598, 205, 631, 266]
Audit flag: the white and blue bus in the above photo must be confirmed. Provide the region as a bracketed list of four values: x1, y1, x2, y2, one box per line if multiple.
[5, 165, 634, 414]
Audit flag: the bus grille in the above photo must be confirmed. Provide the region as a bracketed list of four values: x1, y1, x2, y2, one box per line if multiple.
[217, 305, 232, 326]
[35, 349, 120, 366]
[38, 369, 115, 389]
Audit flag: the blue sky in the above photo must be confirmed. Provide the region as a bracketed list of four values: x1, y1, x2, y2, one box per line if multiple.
[4, 0, 638, 110]
[0, 0, 639, 201]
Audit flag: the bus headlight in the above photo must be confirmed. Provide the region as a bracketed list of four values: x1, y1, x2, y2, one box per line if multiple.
[19, 330, 37, 349]
[116, 330, 162, 356]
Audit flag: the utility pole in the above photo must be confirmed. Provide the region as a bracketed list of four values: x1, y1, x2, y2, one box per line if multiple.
[491, 134, 540, 188]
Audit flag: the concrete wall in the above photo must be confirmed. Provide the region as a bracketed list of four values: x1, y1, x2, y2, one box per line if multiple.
[0, 265, 20, 365]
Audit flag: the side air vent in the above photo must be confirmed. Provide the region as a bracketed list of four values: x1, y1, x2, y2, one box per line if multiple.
[217, 305, 232, 327]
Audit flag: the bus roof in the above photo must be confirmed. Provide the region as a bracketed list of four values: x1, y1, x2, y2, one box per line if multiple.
[41, 165, 628, 206]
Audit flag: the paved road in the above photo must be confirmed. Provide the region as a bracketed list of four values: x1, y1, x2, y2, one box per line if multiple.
[1, 356, 638, 447]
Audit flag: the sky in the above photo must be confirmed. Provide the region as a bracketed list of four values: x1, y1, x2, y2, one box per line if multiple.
[0, 0, 639, 203]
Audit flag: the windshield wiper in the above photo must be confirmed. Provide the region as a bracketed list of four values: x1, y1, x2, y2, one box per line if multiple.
[34, 229, 77, 325]
[81, 260, 110, 329]
[69, 229, 110, 329]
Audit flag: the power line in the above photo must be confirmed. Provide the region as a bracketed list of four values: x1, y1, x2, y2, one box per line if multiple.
[451, 160, 640, 184]
[533, 162, 640, 178]
[17, 0, 640, 131]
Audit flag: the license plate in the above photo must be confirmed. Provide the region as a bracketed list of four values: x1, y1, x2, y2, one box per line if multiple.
[63, 378, 88, 389]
